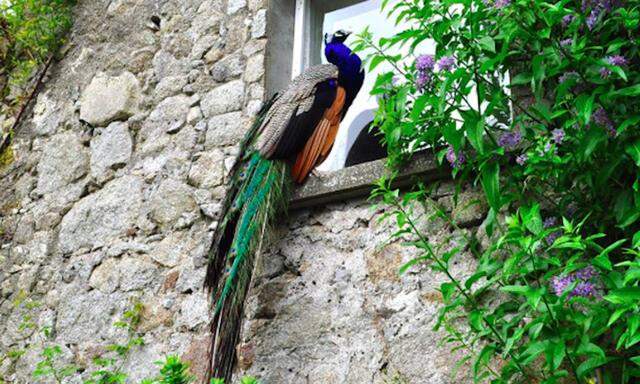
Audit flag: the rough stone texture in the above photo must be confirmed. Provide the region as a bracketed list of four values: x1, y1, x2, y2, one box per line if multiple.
[0, 1, 477, 383]
[59, 175, 143, 254]
[90, 122, 133, 181]
[79, 71, 141, 126]
[36, 132, 89, 195]
[201, 80, 245, 117]
[149, 179, 198, 226]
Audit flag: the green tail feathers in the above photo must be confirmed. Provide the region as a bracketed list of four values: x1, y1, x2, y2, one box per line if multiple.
[204, 96, 291, 383]
[214, 152, 289, 314]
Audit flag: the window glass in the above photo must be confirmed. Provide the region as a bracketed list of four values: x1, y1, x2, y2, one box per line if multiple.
[296, 0, 436, 170]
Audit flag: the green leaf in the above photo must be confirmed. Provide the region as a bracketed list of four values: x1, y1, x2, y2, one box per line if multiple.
[443, 123, 464, 151]
[369, 55, 386, 72]
[464, 114, 485, 154]
[521, 204, 543, 235]
[613, 84, 640, 97]
[511, 73, 532, 85]
[592, 253, 612, 271]
[607, 308, 628, 327]
[481, 162, 501, 211]
[478, 36, 496, 53]
[469, 309, 484, 331]
[440, 282, 456, 303]
[547, 341, 566, 370]
[575, 93, 595, 126]
[604, 287, 640, 305]
[411, 94, 428, 120]
[522, 340, 549, 365]
[625, 140, 640, 166]
[577, 356, 613, 378]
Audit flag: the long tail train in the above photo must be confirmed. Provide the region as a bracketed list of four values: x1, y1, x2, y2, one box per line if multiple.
[204, 98, 291, 383]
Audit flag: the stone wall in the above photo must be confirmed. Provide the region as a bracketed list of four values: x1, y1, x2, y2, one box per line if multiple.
[0, 1, 484, 383]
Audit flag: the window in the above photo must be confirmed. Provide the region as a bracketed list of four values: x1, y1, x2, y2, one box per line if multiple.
[265, 0, 443, 206]
[293, 0, 388, 171]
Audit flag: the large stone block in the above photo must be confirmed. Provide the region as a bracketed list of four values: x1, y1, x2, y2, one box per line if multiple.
[244, 54, 264, 83]
[58, 175, 143, 254]
[187, 150, 225, 189]
[201, 80, 245, 117]
[150, 231, 196, 267]
[56, 288, 128, 344]
[36, 132, 89, 195]
[210, 53, 246, 82]
[90, 122, 133, 180]
[205, 111, 248, 148]
[139, 95, 191, 154]
[79, 72, 140, 127]
[176, 292, 209, 330]
[227, 0, 246, 14]
[149, 179, 198, 226]
[251, 9, 267, 39]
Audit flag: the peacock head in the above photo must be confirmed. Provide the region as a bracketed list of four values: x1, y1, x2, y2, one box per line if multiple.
[324, 29, 361, 72]
[325, 29, 351, 44]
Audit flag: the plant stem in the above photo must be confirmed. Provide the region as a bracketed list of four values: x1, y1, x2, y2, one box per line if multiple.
[392, 199, 533, 379]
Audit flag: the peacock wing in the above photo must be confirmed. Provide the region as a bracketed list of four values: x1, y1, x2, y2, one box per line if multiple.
[291, 85, 346, 183]
[255, 64, 339, 158]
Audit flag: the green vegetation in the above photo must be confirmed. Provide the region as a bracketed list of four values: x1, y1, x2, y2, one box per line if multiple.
[358, 0, 640, 382]
[0, 293, 258, 384]
[0, 0, 75, 101]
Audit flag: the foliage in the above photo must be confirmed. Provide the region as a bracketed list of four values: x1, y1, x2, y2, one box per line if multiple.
[357, 0, 640, 382]
[0, 0, 75, 100]
[140, 356, 195, 384]
[83, 301, 145, 384]
[1, 292, 259, 384]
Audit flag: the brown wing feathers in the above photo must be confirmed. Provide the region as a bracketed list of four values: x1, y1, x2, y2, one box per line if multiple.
[291, 85, 346, 183]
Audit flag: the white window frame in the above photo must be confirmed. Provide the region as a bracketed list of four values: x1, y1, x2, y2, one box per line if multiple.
[291, 0, 383, 171]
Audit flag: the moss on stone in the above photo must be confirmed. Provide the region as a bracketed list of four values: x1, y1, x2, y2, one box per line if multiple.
[0, 144, 14, 169]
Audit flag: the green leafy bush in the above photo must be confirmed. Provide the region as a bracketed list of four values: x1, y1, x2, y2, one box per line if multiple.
[0, 0, 75, 98]
[358, 0, 640, 382]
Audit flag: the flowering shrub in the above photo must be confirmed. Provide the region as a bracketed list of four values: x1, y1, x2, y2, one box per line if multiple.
[356, 0, 640, 381]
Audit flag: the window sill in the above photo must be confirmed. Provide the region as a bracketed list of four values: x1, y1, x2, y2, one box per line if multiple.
[289, 152, 450, 210]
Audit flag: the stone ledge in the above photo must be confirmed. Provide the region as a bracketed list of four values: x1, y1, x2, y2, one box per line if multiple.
[290, 152, 450, 210]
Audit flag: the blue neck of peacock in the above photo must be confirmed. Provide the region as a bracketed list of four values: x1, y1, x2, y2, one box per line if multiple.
[325, 41, 365, 112]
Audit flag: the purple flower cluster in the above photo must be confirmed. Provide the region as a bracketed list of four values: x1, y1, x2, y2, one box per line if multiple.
[562, 14, 575, 27]
[437, 56, 456, 72]
[446, 146, 466, 168]
[551, 129, 565, 144]
[415, 54, 435, 91]
[416, 54, 435, 71]
[601, 55, 627, 78]
[543, 216, 558, 228]
[544, 142, 556, 154]
[582, 0, 622, 30]
[586, 7, 601, 30]
[493, 0, 511, 8]
[516, 154, 528, 165]
[543, 216, 562, 244]
[593, 107, 617, 136]
[551, 266, 599, 298]
[607, 55, 627, 66]
[416, 71, 430, 90]
[498, 131, 522, 150]
[560, 38, 573, 47]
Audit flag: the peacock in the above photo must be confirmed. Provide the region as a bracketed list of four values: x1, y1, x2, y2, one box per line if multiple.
[204, 30, 365, 382]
